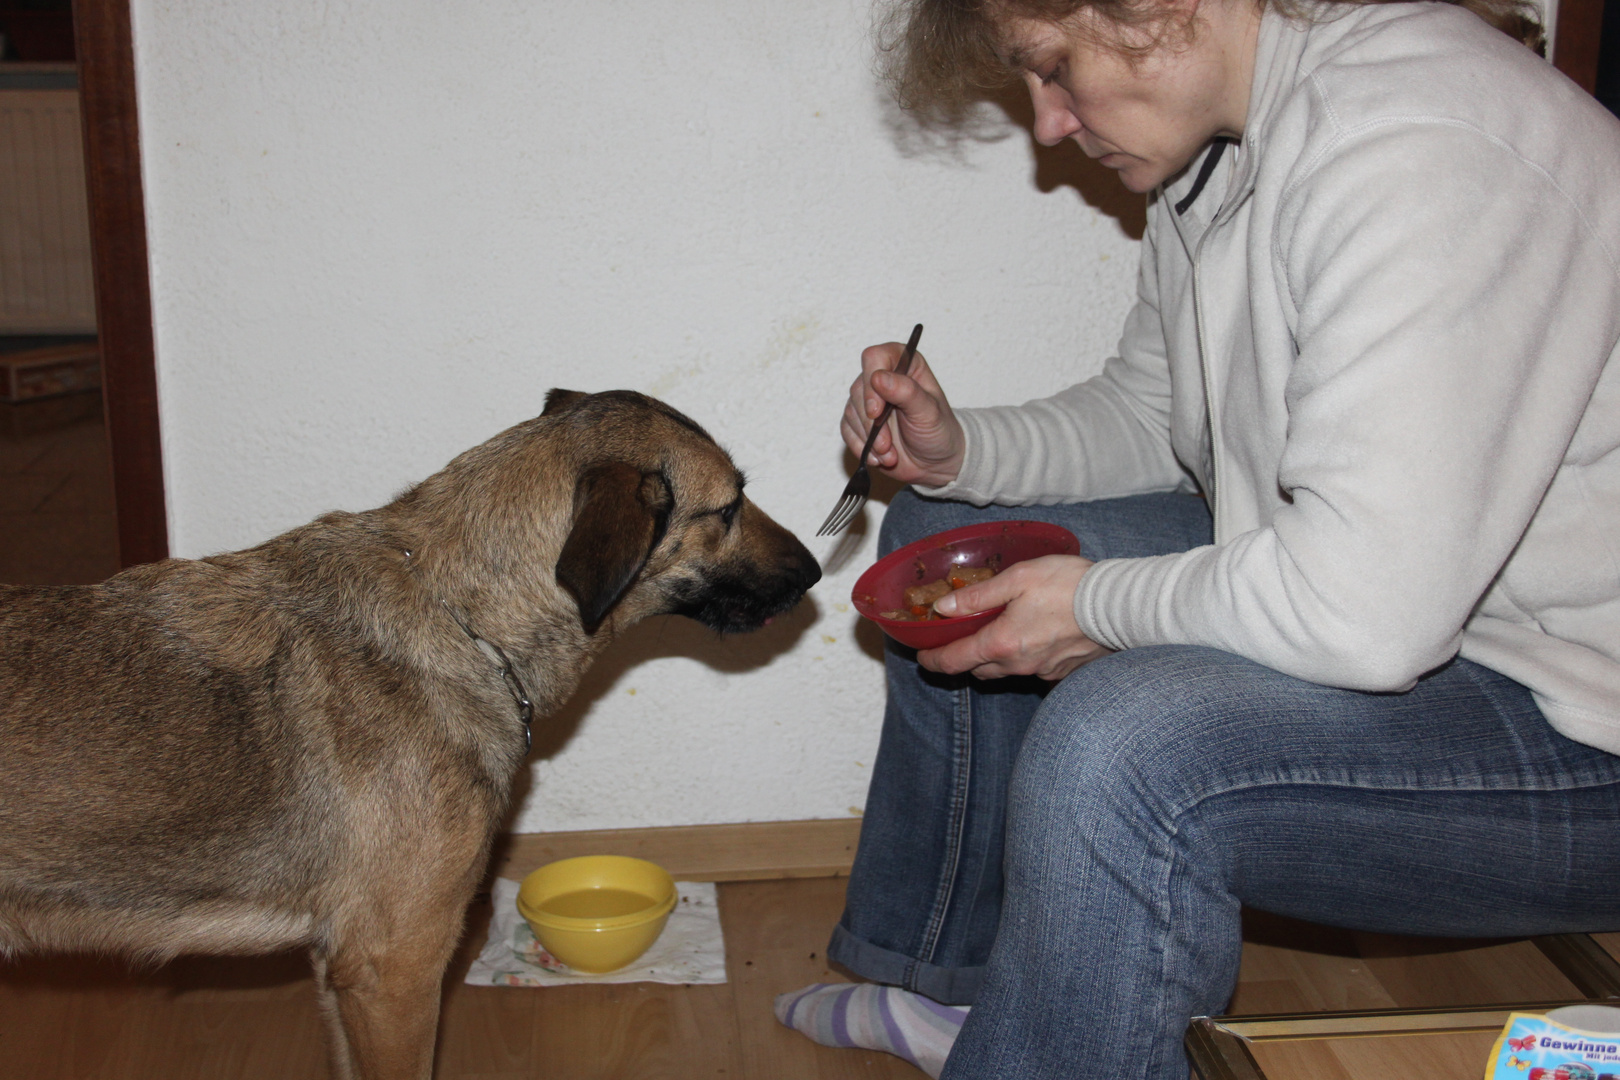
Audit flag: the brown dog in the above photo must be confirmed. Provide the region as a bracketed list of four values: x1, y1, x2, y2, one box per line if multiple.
[0, 388, 820, 1078]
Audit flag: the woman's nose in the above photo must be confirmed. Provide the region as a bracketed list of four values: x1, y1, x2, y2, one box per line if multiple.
[1030, 87, 1083, 147]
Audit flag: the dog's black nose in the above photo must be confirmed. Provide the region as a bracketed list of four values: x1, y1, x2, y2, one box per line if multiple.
[784, 538, 821, 592]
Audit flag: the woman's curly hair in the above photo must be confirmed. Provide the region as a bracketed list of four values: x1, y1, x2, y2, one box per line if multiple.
[878, 0, 1545, 125]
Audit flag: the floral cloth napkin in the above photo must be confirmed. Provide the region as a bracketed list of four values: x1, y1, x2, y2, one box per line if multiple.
[465, 877, 727, 987]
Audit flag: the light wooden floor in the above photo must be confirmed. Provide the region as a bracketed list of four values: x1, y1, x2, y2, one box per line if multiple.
[0, 876, 1608, 1079]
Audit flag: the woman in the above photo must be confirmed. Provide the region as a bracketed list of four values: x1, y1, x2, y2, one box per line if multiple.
[776, 0, 1620, 1076]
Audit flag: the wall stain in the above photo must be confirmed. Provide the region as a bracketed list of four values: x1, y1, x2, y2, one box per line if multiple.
[760, 314, 821, 369]
[649, 360, 706, 398]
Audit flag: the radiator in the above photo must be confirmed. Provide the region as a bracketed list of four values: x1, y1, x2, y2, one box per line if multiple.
[0, 89, 97, 333]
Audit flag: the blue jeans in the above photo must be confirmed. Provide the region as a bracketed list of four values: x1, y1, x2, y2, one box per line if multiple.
[829, 490, 1620, 1080]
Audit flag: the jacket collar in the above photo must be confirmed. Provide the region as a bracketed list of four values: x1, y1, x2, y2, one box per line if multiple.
[1159, 4, 1315, 229]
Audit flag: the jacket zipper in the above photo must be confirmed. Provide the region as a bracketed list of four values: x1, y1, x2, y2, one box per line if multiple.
[1170, 137, 1242, 543]
[1192, 229, 1222, 541]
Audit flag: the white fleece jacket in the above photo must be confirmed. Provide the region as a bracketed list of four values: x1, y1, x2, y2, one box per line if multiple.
[923, 2, 1620, 753]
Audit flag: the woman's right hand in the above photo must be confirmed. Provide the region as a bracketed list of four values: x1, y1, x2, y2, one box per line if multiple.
[842, 340, 966, 488]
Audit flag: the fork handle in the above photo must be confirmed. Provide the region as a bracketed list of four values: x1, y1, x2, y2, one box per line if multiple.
[857, 323, 923, 468]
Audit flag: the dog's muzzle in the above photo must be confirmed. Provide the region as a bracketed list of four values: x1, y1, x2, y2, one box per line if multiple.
[673, 536, 821, 634]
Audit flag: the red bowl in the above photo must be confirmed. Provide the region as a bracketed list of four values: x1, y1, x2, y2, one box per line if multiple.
[852, 520, 1081, 649]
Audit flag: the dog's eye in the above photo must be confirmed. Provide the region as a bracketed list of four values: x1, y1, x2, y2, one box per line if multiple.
[719, 501, 740, 528]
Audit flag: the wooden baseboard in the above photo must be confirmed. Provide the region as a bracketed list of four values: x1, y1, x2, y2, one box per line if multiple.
[489, 817, 863, 884]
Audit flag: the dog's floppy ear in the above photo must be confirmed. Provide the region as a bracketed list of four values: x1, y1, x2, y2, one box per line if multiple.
[543, 389, 587, 416]
[556, 463, 672, 635]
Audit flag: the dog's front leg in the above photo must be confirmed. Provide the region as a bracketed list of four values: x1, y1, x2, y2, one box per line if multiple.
[315, 915, 465, 1080]
[312, 949, 361, 1080]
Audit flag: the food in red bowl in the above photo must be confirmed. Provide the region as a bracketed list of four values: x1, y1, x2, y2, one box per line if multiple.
[852, 520, 1082, 650]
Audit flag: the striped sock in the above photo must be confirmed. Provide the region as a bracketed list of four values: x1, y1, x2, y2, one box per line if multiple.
[773, 982, 969, 1078]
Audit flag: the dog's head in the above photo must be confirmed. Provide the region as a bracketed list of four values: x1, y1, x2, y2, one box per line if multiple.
[540, 389, 820, 636]
[410, 389, 819, 643]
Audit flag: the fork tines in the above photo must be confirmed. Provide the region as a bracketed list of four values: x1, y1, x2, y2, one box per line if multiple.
[816, 486, 866, 537]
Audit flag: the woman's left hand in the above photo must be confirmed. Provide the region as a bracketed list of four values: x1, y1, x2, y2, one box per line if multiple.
[918, 554, 1111, 681]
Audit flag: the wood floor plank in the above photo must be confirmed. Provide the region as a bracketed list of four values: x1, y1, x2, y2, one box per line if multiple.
[1352, 933, 1579, 1008]
[1227, 941, 1400, 1016]
[437, 983, 542, 1078]
[515, 982, 738, 1079]
[1253, 1029, 1503, 1080]
[0, 956, 171, 1080]
[1247, 1038, 1360, 1080]
[1227, 912, 1397, 1016]
[720, 877, 922, 1079]
[163, 996, 329, 1080]
[0, 877, 1605, 1079]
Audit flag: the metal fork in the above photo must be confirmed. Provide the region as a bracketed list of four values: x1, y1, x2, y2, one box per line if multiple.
[816, 323, 924, 537]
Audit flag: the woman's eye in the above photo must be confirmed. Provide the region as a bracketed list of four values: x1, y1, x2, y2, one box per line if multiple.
[1039, 65, 1062, 87]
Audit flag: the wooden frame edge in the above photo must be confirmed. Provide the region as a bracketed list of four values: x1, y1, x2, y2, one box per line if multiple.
[489, 817, 863, 884]
[1188, 1002, 1589, 1080]
[74, 0, 168, 567]
[1209, 1000, 1590, 1042]
[1188, 933, 1620, 1078]
[1186, 1017, 1268, 1080]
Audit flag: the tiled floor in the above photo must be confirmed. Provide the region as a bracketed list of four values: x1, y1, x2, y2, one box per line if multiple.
[0, 391, 120, 585]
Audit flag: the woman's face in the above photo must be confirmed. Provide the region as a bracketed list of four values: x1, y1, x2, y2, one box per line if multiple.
[1000, 0, 1259, 193]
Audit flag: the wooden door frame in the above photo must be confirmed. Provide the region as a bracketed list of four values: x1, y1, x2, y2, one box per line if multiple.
[74, 0, 167, 567]
[1555, 0, 1608, 94]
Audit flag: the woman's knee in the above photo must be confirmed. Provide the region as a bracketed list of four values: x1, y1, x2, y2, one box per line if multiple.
[1008, 646, 1268, 831]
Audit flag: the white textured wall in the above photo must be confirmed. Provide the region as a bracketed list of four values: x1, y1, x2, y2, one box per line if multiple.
[130, 0, 1144, 833]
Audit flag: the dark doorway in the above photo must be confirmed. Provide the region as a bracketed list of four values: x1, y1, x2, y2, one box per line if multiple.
[0, 2, 119, 582]
[0, 0, 166, 583]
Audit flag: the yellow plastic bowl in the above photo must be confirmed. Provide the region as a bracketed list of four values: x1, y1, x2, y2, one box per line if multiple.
[515, 855, 678, 973]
